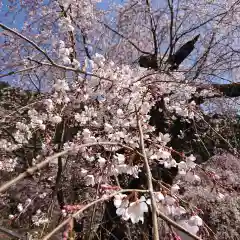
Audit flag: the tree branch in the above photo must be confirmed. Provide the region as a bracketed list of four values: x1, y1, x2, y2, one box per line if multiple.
[212, 82, 240, 98]
[101, 22, 151, 55]
[145, 0, 158, 56]
[174, 0, 240, 44]
[27, 58, 114, 82]
[136, 113, 159, 240]
[0, 142, 142, 193]
[0, 226, 27, 240]
[52, 119, 67, 209]
[0, 23, 55, 65]
[0, 65, 39, 79]
[42, 189, 150, 240]
[42, 185, 203, 240]
[167, 0, 174, 59]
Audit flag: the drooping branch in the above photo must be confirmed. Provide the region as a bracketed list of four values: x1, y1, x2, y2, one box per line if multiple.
[137, 113, 159, 240]
[42, 186, 202, 240]
[0, 142, 143, 193]
[42, 189, 146, 240]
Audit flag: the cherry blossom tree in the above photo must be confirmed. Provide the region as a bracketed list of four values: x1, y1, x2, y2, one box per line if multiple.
[0, 0, 240, 239]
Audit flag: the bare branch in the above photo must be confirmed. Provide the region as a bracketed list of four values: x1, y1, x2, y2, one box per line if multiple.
[0, 24, 102, 82]
[167, 0, 174, 58]
[145, 0, 158, 56]
[175, 0, 240, 44]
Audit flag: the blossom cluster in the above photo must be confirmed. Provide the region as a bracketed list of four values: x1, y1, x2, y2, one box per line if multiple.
[31, 209, 49, 226]
[0, 49, 207, 231]
[80, 153, 141, 186]
[113, 189, 203, 235]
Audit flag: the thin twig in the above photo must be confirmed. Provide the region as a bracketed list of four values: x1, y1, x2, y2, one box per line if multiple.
[0, 65, 39, 79]
[136, 113, 159, 240]
[27, 58, 114, 82]
[42, 189, 150, 240]
[194, 110, 236, 152]
[0, 100, 44, 123]
[101, 22, 151, 55]
[175, 0, 240, 43]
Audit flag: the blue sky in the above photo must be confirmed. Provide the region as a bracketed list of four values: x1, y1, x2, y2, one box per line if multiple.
[0, 0, 124, 30]
[0, 0, 125, 86]
[1, 0, 25, 28]
[98, 0, 124, 9]
[0, 0, 231, 86]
